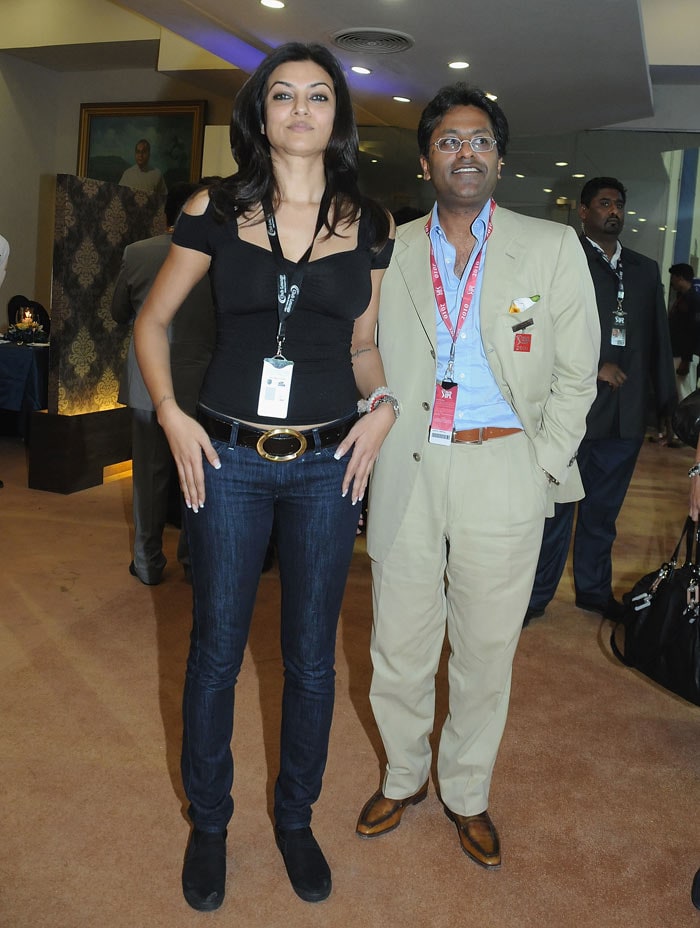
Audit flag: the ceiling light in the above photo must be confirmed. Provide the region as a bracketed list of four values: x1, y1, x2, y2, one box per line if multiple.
[543, 188, 552, 193]
[632, 229, 638, 233]
[371, 159, 378, 163]
[393, 96, 411, 103]
[351, 66, 371, 75]
[555, 161, 568, 167]
[485, 92, 498, 101]
[627, 210, 636, 215]
[639, 217, 647, 222]
[449, 61, 470, 70]
[260, 0, 284, 7]
[515, 173, 525, 179]
[417, 173, 423, 179]
[572, 173, 585, 178]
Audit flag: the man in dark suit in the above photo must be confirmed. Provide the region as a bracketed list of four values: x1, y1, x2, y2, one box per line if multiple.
[111, 182, 215, 584]
[526, 176, 677, 622]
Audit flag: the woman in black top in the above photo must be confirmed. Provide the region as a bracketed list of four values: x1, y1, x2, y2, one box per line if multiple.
[135, 43, 396, 910]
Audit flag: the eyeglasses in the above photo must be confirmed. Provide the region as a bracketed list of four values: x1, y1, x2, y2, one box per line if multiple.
[433, 136, 498, 154]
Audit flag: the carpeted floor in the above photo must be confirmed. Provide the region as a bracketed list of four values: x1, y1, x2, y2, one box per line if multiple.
[0, 433, 698, 927]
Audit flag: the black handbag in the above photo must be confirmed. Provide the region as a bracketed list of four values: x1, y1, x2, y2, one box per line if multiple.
[671, 388, 700, 449]
[612, 517, 700, 706]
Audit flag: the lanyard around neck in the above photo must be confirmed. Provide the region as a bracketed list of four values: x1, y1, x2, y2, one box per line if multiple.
[590, 239, 625, 304]
[425, 199, 495, 383]
[262, 188, 331, 355]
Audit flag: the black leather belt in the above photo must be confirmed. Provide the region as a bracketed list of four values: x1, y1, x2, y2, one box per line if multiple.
[197, 408, 358, 462]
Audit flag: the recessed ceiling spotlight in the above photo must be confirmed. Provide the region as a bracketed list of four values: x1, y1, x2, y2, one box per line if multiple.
[659, 226, 666, 231]
[572, 173, 585, 178]
[485, 92, 498, 101]
[449, 61, 470, 70]
[639, 217, 647, 222]
[555, 161, 568, 167]
[261, 0, 284, 8]
[515, 173, 525, 179]
[393, 96, 411, 103]
[371, 159, 378, 163]
[627, 210, 636, 215]
[351, 66, 372, 75]
[417, 173, 423, 179]
[632, 228, 638, 233]
[543, 188, 552, 193]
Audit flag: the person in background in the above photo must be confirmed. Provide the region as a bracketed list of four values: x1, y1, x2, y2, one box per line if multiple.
[527, 177, 677, 624]
[668, 262, 700, 401]
[134, 43, 395, 910]
[119, 138, 167, 195]
[0, 234, 8, 490]
[0, 235, 8, 290]
[355, 83, 599, 869]
[111, 182, 216, 585]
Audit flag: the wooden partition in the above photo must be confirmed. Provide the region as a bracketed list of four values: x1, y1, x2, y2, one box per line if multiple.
[28, 174, 164, 493]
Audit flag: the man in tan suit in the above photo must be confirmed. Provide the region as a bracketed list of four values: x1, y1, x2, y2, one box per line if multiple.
[356, 84, 600, 868]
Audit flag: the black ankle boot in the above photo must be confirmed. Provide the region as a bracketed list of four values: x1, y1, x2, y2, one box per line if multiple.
[182, 828, 227, 911]
[274, 826, 331, 902]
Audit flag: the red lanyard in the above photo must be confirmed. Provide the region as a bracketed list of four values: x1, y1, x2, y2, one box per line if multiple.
[425, 199, 496, 346]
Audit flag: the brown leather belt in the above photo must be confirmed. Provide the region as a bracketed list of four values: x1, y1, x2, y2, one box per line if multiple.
[197, 407, 358, 462]
[452, 427, 522, 444]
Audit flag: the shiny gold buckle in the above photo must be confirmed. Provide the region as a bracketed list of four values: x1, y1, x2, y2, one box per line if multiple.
[256, 427, 307, 462]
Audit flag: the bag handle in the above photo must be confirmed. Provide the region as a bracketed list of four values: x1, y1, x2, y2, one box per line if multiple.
[676, 515, 695, 565]
[610, 515, 698, 666]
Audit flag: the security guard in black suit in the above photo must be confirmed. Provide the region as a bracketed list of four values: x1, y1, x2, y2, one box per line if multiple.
[527, 177, 677, 622]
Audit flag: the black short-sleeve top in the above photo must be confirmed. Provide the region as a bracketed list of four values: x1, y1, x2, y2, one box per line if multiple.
[172, 199, 394, 425]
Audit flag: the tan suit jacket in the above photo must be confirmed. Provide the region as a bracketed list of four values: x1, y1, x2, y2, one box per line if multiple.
[368, 205, 601, 562]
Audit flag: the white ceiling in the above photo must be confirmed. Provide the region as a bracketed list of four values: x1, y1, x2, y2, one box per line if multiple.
[113, 0, 655, 137]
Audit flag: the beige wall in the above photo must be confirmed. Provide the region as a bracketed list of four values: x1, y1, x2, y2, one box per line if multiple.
[0, 52, 233, 312]
[0, 54, 59, 308]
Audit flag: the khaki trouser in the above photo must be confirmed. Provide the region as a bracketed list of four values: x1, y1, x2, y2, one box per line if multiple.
[369, 431, 548, 816]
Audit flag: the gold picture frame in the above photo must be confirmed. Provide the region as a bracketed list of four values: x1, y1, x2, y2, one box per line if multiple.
[77, 100, 206, 188]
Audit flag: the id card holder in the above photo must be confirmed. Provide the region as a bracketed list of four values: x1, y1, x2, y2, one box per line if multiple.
[257, 357, 294, 419]
[611, 316, 626, 347]
[611, 308, 626, 347]
[429, 381, 458, 445]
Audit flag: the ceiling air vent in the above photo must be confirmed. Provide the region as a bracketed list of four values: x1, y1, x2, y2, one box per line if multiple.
[331, 28, 414, 55]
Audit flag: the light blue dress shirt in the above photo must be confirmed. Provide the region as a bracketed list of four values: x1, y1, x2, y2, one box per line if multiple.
[428, 201, 521, 429]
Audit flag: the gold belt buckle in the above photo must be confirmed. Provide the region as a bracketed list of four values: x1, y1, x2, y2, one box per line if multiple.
[256, 427, 307, 462]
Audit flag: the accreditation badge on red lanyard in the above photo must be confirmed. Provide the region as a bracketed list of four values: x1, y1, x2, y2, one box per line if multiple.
[426, 199, 496, 445]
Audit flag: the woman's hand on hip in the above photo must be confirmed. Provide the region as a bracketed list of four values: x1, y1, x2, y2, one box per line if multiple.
[335, 404, 395, 505]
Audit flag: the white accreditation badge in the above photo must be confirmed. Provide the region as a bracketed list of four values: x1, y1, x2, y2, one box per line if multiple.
[429, 382, 458, 445]
[257, 357, 294, 419]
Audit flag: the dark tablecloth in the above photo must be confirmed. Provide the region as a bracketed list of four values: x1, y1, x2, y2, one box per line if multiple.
[0, 343, 49, 412]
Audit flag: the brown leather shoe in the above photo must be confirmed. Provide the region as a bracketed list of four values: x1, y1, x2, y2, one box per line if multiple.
[356, 782, 429, 838]
[444, 807, 501, 869]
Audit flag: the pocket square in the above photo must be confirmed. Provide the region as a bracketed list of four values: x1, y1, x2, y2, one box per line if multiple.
[508, 294, 540, 314]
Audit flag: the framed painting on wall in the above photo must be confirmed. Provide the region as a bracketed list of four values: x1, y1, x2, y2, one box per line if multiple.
[77, 100, 206, 191]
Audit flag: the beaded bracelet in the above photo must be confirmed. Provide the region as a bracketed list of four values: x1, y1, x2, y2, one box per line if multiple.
[357, 386, 400, 418]
[688, 462, 700, 478]
[372, 394, 400, 417]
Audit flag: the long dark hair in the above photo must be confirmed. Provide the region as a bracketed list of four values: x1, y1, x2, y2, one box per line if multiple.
[209, 42, 389, 246]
